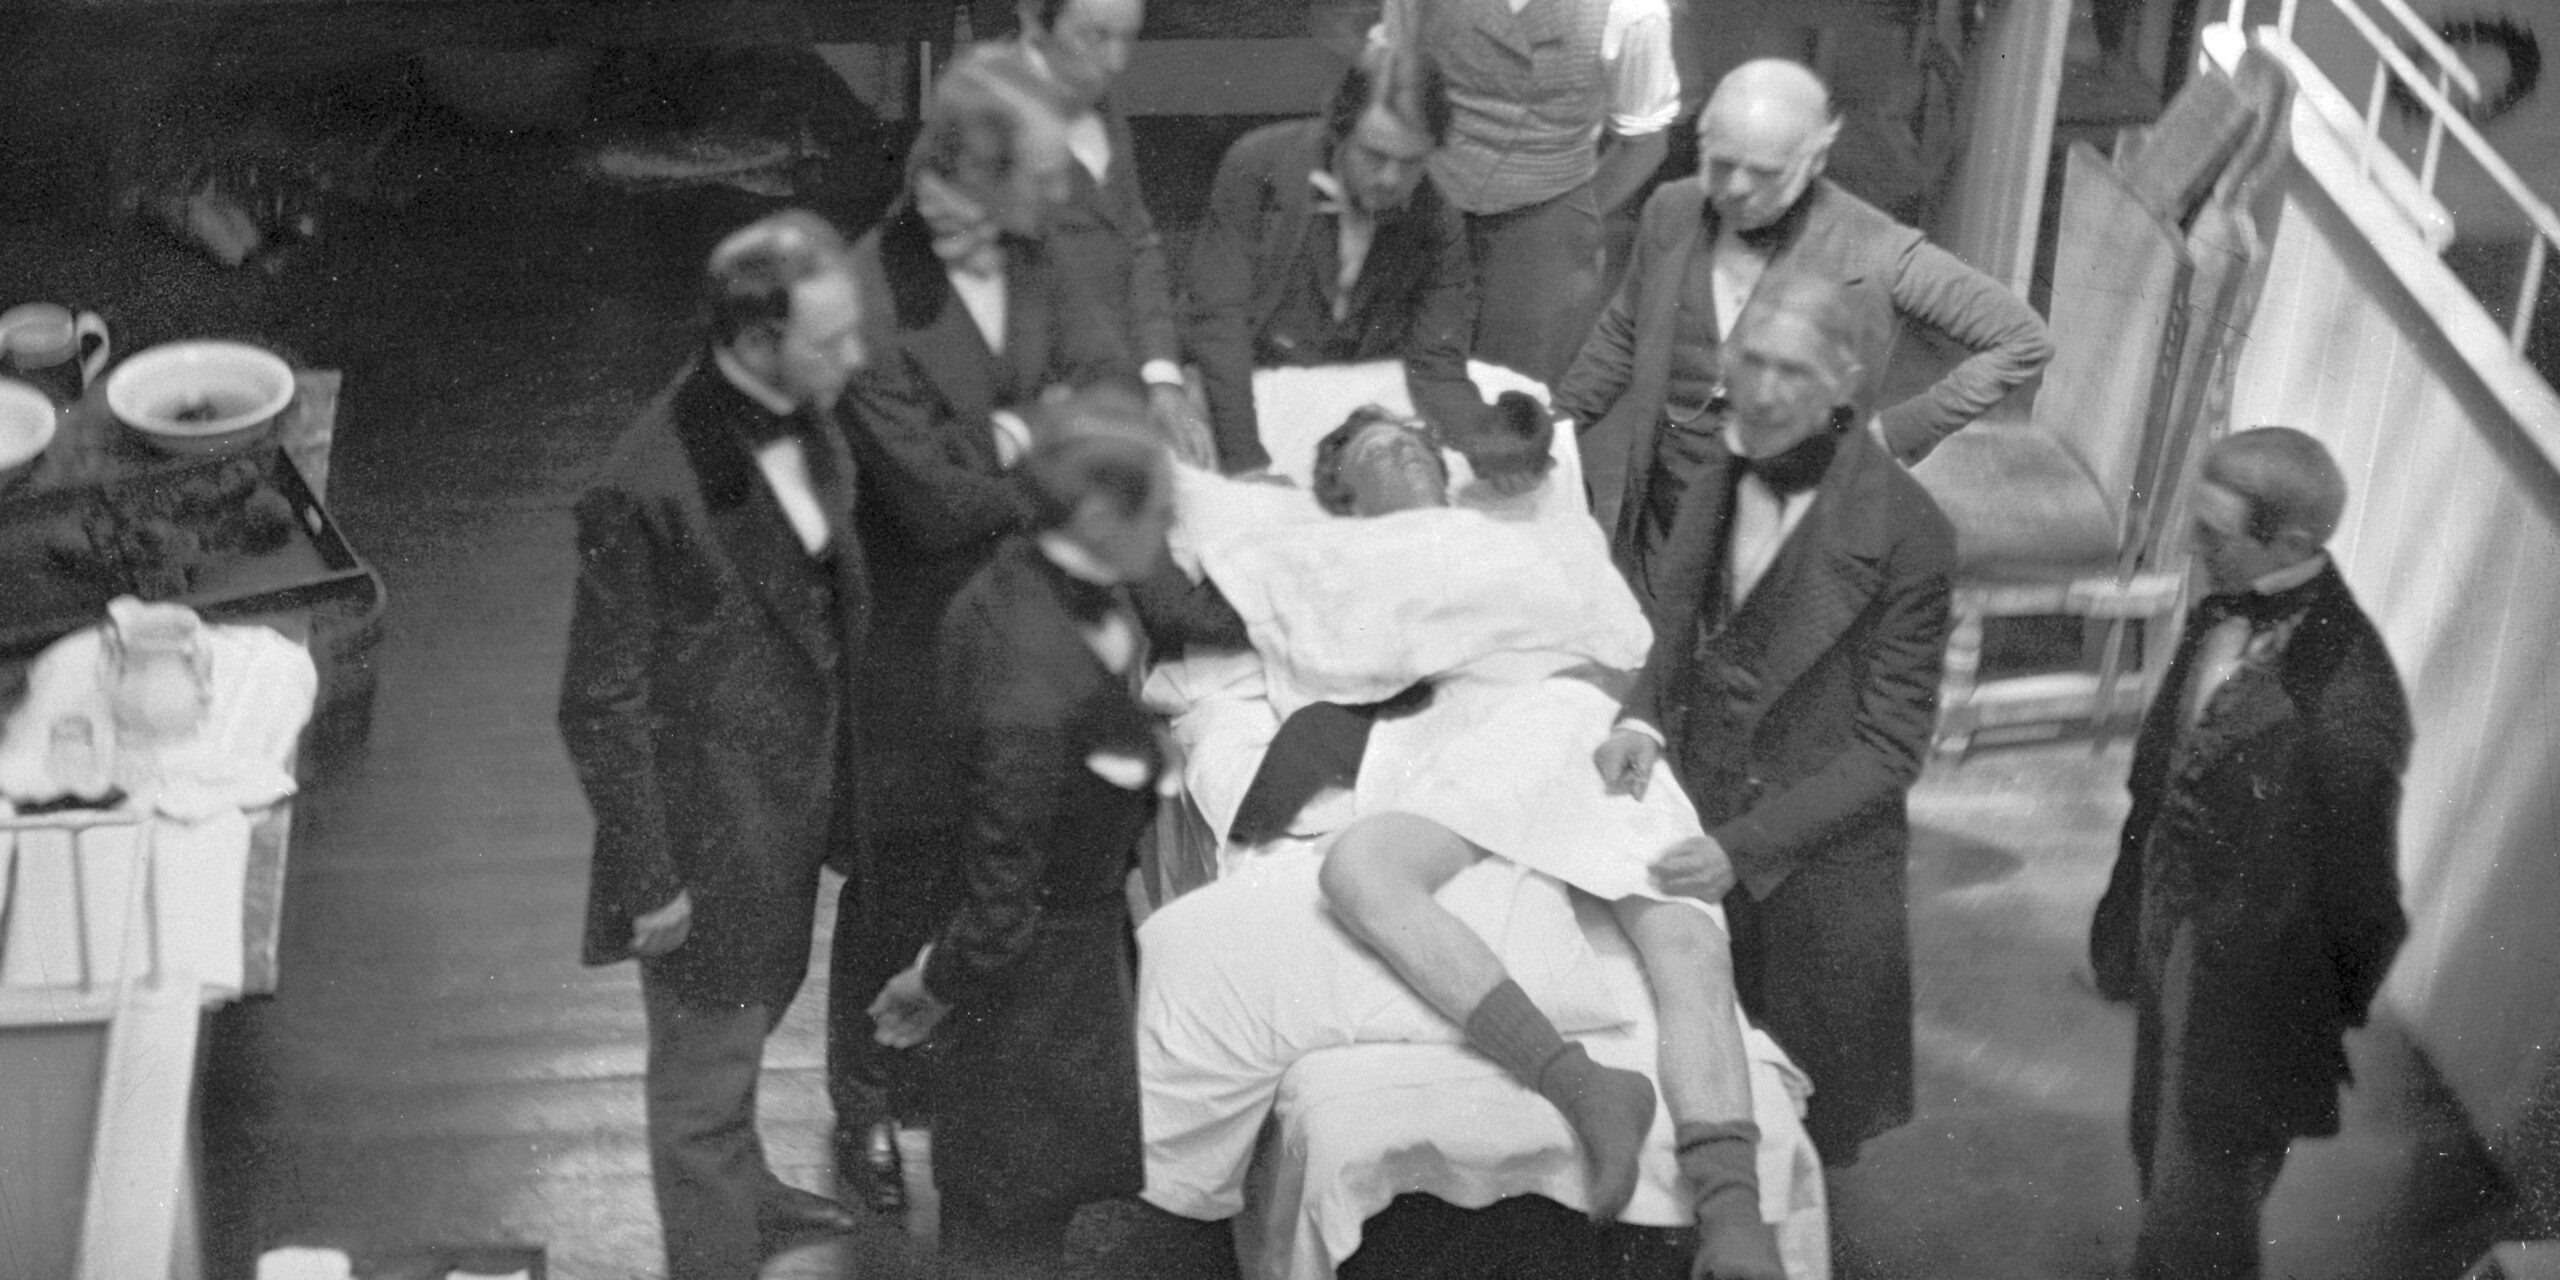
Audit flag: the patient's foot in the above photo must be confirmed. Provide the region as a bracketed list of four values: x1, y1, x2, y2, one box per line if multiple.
[1678, 1120, 1785, 1280]
[1538, 1042, 1657, 1221]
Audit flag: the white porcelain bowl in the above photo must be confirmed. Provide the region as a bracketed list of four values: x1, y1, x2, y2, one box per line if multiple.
[106, 340, 295, 455]
[0, 377, 57, 483]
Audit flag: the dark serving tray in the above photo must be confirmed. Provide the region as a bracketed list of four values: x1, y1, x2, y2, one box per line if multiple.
[0, 442, 383, 662]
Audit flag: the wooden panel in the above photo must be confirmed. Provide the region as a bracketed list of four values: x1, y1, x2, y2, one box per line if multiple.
[77, 983, 201, 1280]
[1933, 0, 2073, 292]
[2230, 142, 2560, 1173]
[2, 828, 84, 989]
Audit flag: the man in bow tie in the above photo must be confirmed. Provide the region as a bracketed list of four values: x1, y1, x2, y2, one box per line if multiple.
[1556, 57, 2052, 584]
[559, 208, 875, 1279]
[830, 42, 1142, 1219]
[1009, 0, 1216, 467]
[1182, 41, 1489, 475]
[1594, 269, 1953, 1169]
[2090, 426, 2410, 1280]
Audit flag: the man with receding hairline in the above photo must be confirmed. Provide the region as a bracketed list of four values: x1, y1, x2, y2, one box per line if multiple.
[2091, 427, 2410, 1280]
[1558, 57, 2051, 581]
[1182, 41, 1489, 474]
[560, 207, 874, 1279]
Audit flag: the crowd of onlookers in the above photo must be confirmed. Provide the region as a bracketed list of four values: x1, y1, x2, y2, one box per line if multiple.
[555, 4, 2414, 1278]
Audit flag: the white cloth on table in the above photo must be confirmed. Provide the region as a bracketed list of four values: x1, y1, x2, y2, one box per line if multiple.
[1139, 844, 1832, 1280]
[0, 619, 314, 995]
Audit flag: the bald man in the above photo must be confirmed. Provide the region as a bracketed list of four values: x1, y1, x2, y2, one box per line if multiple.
[1557, 57, 2052, 587]
[2090, 428, 2409, 1280]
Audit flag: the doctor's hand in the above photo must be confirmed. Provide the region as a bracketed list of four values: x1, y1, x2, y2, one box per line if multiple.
[1653, 836, 1735, 904]
[869, 965, 951, 1049]
[1594, 728, 1661, 799]
[1147, 383, 1220, 471]
[630, 889, 693, 957]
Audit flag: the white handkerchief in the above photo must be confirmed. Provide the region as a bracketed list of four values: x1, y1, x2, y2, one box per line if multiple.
[256, 1247, 354, 1280]
[1085, 750, 1153, 791]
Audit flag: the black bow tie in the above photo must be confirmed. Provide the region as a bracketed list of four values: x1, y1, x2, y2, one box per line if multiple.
[1048, 563, 1124, 626]
[1734, 431, 1837, 498]
[736, 403, 821, 449]
[2193, 586, 2301, 631]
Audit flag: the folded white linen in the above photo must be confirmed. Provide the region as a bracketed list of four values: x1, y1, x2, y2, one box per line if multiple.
[1199, 503, 1652, 720]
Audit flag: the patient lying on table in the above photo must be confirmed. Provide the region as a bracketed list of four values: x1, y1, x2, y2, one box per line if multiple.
[1135, 404, 1786, 1280]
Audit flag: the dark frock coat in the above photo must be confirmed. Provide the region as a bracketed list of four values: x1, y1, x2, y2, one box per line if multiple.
[1181, 116, 1484, 473]
[832, 206, 1138, 1059]
[1621, 425, 1954, 1157]
[2091, 562, 2411, 1184]
[561, 363, 869, 1010]
[921, 538, 1160, 1230]
[1044, 92, 1185, 372]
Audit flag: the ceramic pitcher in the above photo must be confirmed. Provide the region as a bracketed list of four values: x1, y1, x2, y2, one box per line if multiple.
[0, 302, 111, 405]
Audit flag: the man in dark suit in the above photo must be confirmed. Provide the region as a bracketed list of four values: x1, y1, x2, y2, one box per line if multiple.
[1181, 42, 1488, 475]
[1594, 269, 1954, 1167]
[866, 393, 1174, 1277]
[1012, 0, 1215, 466]
[2090, 427, 2410, 1280]
[1555, 58, 2050, 581]
[558, 209, 873, 1280]
[826, 44, 1140, 1213]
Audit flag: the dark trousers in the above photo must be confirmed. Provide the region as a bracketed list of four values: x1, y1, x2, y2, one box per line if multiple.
[2131, 933, 2290, 1280]
[1465, 181, 1605, 385]
[938, 1186, 1075, 1280]
[826, 868, 937, 1138]
[2131, 1110, 2287, 1279]
[641, 969, 789, 1280]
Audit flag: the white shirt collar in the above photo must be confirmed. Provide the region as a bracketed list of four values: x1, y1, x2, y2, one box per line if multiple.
[711, 347, 800, 418]
[1037, 531, 1124, 586]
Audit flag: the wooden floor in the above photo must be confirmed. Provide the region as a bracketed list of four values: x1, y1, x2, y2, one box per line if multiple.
[1, 81, 2485, 1280]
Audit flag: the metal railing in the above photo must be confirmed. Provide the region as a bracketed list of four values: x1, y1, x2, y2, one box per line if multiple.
[2235, 0, 2558, 356]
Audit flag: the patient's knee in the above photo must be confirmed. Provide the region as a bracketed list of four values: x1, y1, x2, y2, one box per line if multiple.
[1318, 814, 1463, 930]
[1621, 899, 1730, 975]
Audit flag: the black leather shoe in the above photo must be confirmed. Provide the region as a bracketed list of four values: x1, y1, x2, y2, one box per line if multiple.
[759, 1185, 862, 1253]
[837, 1119, 907, 1217]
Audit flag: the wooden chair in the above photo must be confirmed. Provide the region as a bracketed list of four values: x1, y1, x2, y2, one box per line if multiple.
[1917, 141, 2198, 756]
[1917, 49, 2298, 758]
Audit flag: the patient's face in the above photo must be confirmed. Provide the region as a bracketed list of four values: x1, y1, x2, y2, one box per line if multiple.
[1339, 418, 1449, 516]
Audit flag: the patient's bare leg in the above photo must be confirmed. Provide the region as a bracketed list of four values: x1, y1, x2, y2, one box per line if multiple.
[1320, 812, 1657, 1221]
[1612, 898, 1785, 1280]
[1611, 898, 1753, 1127]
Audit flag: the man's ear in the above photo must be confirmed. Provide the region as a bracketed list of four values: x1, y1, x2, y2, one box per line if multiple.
[1804, 117, 1843, 177]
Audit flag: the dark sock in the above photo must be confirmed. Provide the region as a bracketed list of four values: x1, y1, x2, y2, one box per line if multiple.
[1462, 978, 1572, 1082]
[1467, 982, 1656, 1221]
[1677, 1120, 1785, 1280]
